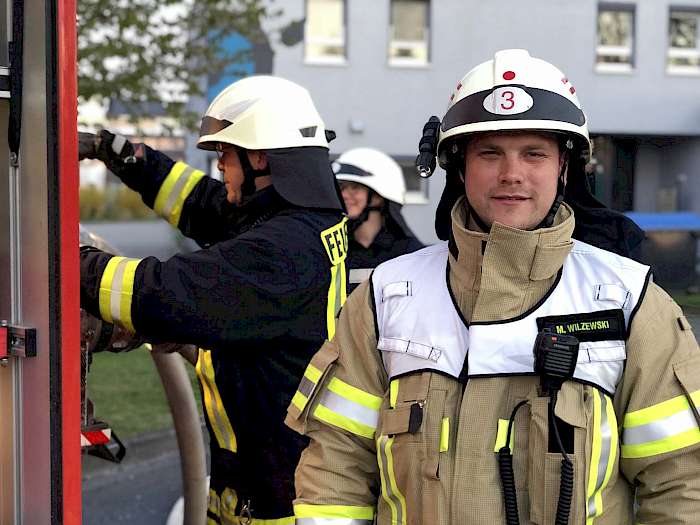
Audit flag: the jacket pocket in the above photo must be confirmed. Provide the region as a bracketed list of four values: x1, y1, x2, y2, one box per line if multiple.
[284, 339, 340, 434]
[375, 372, 448, 525]
[528, 382, 588, 525]
[673, 356, 700, 427]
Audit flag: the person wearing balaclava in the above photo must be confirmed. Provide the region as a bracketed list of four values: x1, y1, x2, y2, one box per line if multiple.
[286, 50, 700, 525]
[79, 76, 348, 524]
[333, 148, 424, 292]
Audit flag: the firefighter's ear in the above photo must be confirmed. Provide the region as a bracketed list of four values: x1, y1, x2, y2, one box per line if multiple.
[248, 150, 268, 170]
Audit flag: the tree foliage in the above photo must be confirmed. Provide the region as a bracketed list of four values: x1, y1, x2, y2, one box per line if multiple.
[77, 0, 279, 126]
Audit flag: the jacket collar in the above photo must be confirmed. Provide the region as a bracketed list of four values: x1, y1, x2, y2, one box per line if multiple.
[448, 197, 575, 290]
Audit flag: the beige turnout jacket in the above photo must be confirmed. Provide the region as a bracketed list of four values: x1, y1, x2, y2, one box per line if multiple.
[286, 201, 700, 525]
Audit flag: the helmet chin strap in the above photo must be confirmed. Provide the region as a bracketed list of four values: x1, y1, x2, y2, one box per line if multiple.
[347, 188, 383, 234]
[235, 146, 271, 200]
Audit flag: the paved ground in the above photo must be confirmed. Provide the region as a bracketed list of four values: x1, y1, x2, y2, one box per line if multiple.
[82, 428, 208, 525]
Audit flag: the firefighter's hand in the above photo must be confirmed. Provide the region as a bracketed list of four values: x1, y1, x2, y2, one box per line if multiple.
[78, 131, 100, 160]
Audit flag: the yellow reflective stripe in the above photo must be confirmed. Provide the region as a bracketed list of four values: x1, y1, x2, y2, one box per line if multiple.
[321, 218, 348, 340]
[440, 417, 450, 452]
[98, 256, 123, 324]
[621, 389, 700, 459]
[586, 391, 618, 524]
[248, 517, 295, 524]
[196, 348, 237, 452]
[493, 418, 515, 453]
[98, 256, 140, 332]
[377, 435, 407, 525]
[154, 161, 187, 217]
[313, 403, 376, 439]
[291, 364, 323, 412]
[390, 379, 399, 409]
[293, 504, 374, 520]
[291, 390, 309, 411]
[327, 377, 382, 410]
[154, 161, 206, 226]
[208, 488, 220, 515]
[623, 390, 700, 427]
[621, 428, 700, 459]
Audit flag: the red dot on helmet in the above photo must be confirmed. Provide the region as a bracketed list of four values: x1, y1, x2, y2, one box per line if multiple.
[561, 77, 569, 84]
[503, 71, 516, 81]
[569, 86, 576, 94]
[456, 82, 463, 90]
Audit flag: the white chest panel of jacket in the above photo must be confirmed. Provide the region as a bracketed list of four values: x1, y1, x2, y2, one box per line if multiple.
[371, 240, 650, 394]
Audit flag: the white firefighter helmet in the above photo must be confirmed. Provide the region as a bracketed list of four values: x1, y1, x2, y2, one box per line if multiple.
[197, 75, 329, 151]
[333, 148, 406, 205]
[437, 49, 591, 167]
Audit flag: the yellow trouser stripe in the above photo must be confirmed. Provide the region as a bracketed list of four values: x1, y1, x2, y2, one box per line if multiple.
[154, 161, 206, 227]
[586, 390, 618, 523]
[196, 348, 237, 452]
[622, 389, 700, 458]
[98, 256, 140, 332]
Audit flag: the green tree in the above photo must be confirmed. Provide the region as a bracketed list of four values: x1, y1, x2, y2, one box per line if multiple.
[77, 0, 280, 127]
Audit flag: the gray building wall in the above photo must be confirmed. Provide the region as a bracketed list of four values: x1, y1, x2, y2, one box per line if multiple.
[260, 0, 700, 243]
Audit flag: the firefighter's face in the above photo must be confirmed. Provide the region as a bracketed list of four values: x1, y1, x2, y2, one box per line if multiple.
[216, 146, 267, 205]
[339, 182, 383, 220]
[339, 181, 369, 219]
[463, 132, 564, 230]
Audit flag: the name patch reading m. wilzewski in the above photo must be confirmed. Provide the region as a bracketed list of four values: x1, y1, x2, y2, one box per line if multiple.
[536, 309, 626, 342]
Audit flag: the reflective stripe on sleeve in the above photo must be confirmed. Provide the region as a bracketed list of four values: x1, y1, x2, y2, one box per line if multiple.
[196, 348, 237, 453]
[312, 377, 382, 439]
[375, 379, 407, 525]
[294, 504, 374, 524]
[153, 161, 206, 227]
[621, 389, 700, 459]
[586, 389, 618, 524]
[291, 364, 323, 413]
[98, 256, 141, 332]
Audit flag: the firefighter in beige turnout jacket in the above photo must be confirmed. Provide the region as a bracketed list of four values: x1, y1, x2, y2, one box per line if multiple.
[286, 49, 700, 524]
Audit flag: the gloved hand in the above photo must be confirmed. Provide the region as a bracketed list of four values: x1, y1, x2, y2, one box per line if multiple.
[78, 131, 101, 161]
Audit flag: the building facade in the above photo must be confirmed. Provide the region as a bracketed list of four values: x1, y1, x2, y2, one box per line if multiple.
[259, 0, 700, 243]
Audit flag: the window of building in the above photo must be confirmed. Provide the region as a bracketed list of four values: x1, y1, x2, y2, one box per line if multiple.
[667, 9, 700, 74]
[596, 5, 635, 73]
[304, 0, 346, 65]
[388, 0, 430, 67]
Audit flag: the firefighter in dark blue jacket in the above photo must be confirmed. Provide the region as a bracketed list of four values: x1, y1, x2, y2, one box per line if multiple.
[79, 76, 347, 524]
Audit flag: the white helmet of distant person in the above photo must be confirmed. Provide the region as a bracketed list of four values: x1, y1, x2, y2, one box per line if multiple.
[197, 75, 343, 211]
[197, 75, 330, 151]
[333, 148, 406, 205]
[437, 48, 591, 170]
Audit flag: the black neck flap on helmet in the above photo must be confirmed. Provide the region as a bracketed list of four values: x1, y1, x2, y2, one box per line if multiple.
[264, 146, 345, 211]
[417, 116, 644, 260]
